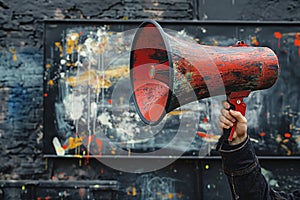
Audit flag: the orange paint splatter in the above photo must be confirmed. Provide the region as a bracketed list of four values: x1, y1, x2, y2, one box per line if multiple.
[44, 93, 48, 97]
[274, 32, 282, 49]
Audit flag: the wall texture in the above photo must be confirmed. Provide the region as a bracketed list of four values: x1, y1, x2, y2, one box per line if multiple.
[0, 0, 197, 180]
[0, 0, 300, 192]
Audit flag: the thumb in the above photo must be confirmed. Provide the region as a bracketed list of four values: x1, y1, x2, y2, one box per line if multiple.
[229, 110, 247, 123]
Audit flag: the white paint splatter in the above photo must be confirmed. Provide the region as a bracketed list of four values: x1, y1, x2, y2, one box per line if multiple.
[60, 59, 66, 65]
[63, 93, 85, 121]
[97, 112, 113, 129]
[90, 102, 98, 118]
[52, 137, 65, 156]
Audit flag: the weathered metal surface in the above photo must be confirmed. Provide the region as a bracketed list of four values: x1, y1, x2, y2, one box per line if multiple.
[130, 20, 279, 124]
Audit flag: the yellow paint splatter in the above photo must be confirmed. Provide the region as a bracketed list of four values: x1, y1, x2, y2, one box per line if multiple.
[9, 48, 17, 61]
[66, 69, 112, 89]
[212, 39, 218, 46]
[132, 186, 137, 196]
[251, 36, 259, 46]
[111, 147, 116, 155]
[46, 63, 51, 69]
[66, 33, 79, 54]
[48, 80, 54, 86]
[55, 42, 63, 57]
[62, 137, 82, 150]
[97, 37, 108, 54]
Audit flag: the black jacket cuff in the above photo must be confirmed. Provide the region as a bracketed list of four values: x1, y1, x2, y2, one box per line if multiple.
[218, 136, 259, 176]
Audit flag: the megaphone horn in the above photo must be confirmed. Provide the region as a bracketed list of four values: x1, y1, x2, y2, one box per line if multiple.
[130, 20, 279, 141]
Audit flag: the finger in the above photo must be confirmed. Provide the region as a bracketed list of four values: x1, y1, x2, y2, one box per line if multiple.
[222, 100, 230, 109]
[218, 121, 231, 130]
[229, 110, 247, 123]
[220, 108, 236, 123]
[219, 114, 234, 127]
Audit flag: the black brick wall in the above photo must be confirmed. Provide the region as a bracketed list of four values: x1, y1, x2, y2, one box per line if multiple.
[0, 0, 300, 181]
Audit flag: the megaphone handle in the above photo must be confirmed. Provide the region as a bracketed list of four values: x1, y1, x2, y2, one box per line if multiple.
[223, 101, 236, 141]
[225, 97, 247, 142]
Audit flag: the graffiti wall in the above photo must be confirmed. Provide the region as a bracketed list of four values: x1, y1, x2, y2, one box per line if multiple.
[44, 20, 300, 158]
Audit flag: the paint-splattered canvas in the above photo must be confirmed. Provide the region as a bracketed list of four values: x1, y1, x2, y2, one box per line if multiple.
[44, 21, 300, 157]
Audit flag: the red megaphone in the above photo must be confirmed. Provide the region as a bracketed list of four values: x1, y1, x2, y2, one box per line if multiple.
[130, 20, 279, 141]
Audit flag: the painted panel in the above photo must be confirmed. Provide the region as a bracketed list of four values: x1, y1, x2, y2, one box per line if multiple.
[44, 21, 300, 158]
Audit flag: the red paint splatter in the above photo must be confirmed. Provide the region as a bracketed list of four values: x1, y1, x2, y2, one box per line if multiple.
[85, 155, 90, 165]
[259, 132, 266, 137]
[107, 99, 113, 104]
[45, 196, 51, 200]
[233, 40, 249, 47]
[284, 132, 291, 138]
[274, 32, 282, 49]
[294, 33, 300, 57]
[203, 117, 208, 123]
[43, 93, 48, 97]
[95, 138, 102, 155]
[197, 131, 206, 138]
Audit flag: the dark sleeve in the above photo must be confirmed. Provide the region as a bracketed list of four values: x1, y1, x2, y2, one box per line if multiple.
[218, 136, 296, 200]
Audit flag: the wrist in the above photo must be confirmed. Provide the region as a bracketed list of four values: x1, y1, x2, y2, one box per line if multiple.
[229, 134, 247, 145]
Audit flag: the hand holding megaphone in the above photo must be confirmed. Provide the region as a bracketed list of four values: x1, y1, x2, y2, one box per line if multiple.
[219, 100, 248, 146]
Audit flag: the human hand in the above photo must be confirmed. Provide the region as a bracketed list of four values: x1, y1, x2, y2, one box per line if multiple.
[218, 100, 248, 145]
